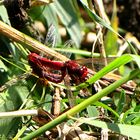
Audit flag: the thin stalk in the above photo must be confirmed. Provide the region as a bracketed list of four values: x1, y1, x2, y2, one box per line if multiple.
[0, 21, 68, 61]
[0, 110, 38, 118]
[74, 54, 133, 90]
[22, 69, 140, 140]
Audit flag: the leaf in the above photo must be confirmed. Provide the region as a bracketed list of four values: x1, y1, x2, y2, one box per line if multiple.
[115, 91, 126, 115]
[0, 5, 17, 56]
[0, 59, 8, 71]
[87, 105, 99, 117]
[0, 87, 25, 138]
[52, 0, 82, 47]
[124, 111, 140, 125]
[80, 0, 121, 38]
[0, 117, 21, 138]
[104, 0, 118, 55]
[76, 54, 140, 89]
[30, 1, 82, 47]
[80, 119, 140, 140]
[94, 101, 119, 118]
[130, 55, 140, 68]
[0, 5, 11, 24]
[22, 69, 140, 140]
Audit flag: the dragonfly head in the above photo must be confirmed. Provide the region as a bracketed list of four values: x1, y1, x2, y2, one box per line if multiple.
[78, 65, 88, 82]
[65, 60, 88, 83]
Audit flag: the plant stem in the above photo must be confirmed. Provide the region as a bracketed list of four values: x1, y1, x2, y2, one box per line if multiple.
[22, 69, 140, 140]
[0, 110, 37, 118]
[0, 21, 68, 61]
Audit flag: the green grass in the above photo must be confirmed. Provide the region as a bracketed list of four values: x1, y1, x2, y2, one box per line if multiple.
[0, 0, 140, 139]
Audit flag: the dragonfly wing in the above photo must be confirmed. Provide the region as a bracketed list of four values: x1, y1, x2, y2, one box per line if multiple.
[64, 73, 76, 107]
[75, 57, 116, 71]
[63, 40, 74, 58]
[44, 24, 75, 59]
[45, 24, 56, 48]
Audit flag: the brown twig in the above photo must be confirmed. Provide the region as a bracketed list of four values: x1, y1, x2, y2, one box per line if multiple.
[0, 20, 69, 61]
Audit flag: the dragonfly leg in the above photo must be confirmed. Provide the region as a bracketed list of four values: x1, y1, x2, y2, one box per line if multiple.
[42, 71, 64, 83]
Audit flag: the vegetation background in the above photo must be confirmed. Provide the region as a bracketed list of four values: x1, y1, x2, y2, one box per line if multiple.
[0, 0, 140, 139]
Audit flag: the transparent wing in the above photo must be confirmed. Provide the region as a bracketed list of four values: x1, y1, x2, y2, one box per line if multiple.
[45, 24, 75, 59]
[44, 24, 56, 48]
[61, 39, 75, 58]
[64, 74, 76, 107]
[75, 57, 116, 71]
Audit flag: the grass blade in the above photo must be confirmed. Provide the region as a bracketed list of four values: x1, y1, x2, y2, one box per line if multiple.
[22, 69, 140, 139]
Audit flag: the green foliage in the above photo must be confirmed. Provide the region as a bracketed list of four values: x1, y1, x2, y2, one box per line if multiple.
[87, 105, 99, 117]
[0, 0, 139, 139]
[79, 119, 140, 140]
[104, 0, 118, 55]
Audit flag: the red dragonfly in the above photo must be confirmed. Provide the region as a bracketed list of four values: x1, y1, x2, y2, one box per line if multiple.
[28, 53, 88, 84]
[0, 53, 135, 95]
[28, 52, 136, 95]
[28, 24, 136, 94]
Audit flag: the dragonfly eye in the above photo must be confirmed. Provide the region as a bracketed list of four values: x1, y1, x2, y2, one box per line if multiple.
[80, 66, 88, 79]
[79, 66, 88, 75]
[75, 66, 88, 82]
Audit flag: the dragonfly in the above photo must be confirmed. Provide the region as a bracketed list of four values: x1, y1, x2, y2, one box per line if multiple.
[28, 52, 136, 95]
[0, 52, 135, 95]
[0, 25, 136, 95]
[28, 53, 88, 84]
[0, 25, 76, 91]
[28, 24, 136, 95]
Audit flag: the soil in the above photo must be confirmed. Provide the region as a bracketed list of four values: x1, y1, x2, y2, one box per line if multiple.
[104, 0, 140, 41]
